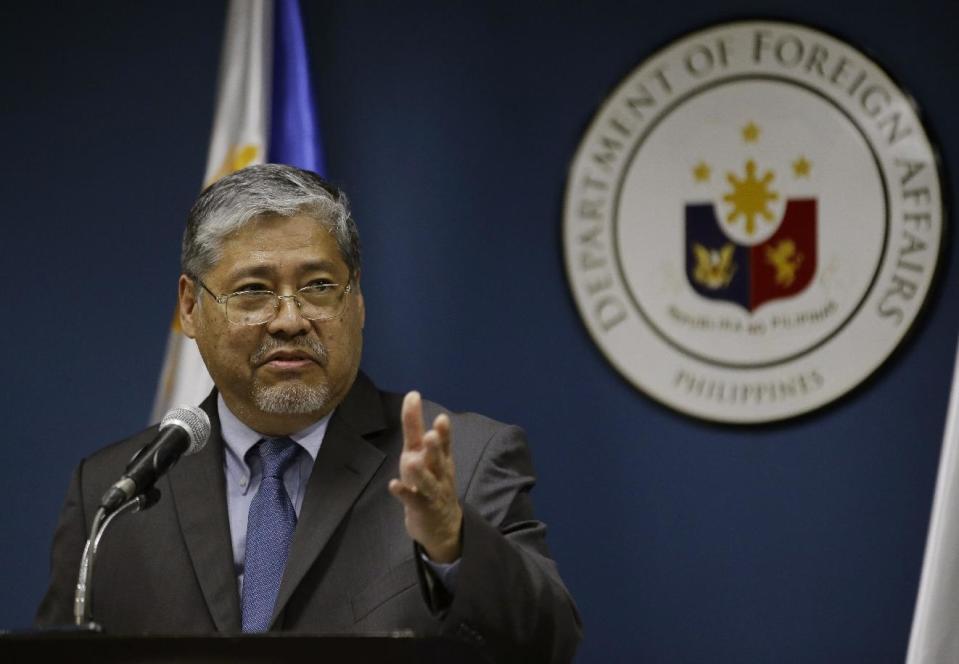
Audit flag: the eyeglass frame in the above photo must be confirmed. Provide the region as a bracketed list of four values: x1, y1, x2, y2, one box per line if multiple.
[192, 276, 354, 326]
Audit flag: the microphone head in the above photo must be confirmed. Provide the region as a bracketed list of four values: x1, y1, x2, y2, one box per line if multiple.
[160, 406, 211, 456]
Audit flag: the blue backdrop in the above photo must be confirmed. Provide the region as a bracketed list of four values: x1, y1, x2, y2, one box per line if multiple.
[2, 2, 957, 662]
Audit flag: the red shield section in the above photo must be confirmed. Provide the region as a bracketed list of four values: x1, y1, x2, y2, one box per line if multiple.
[749, 199, 817, 310]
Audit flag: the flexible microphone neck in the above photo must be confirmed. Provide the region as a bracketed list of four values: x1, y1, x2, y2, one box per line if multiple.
[100, 406, 211, 512]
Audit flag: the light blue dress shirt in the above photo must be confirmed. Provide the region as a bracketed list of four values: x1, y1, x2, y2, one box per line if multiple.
[218, 394, 330, 592]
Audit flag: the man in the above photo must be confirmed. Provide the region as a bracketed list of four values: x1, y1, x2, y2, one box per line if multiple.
[36, 164, 581, 662]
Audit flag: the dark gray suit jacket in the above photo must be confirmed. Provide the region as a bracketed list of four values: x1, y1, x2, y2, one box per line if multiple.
[36, 373, 581, 662]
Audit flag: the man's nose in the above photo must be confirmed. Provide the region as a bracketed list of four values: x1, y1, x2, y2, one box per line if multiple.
[266, 294, 312, 336]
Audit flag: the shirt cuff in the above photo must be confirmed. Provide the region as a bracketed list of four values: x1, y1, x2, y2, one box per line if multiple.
[420, 551, 461, 594]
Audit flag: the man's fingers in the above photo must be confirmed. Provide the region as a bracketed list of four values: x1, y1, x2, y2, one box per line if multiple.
[388, 478, 426, 503]
[421, 429, 448, 475]
[392, 395, 462, 562]
[400, 446, 440, 486]
[388, 476, 438, 503]
[388, 478, 414, 499]
[396, 392, 455, 499]
[433, 414, 452, 456]
[401, 391, 425, 450]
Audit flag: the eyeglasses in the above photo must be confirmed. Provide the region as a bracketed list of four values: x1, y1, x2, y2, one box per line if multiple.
[196, 278, 353, 326]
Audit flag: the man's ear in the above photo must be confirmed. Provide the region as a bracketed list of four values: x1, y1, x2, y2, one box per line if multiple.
[353, 270, 365, 329]
[178, 274, 199, 339]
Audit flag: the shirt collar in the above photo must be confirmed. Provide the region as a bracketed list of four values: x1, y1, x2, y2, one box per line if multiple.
[218, 393, 332, 479]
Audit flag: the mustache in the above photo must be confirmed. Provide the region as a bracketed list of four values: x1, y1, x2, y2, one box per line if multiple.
[250, 335, 329, 367]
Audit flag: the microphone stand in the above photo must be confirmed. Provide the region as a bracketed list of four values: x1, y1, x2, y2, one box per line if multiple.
[73, 490, 160, 629]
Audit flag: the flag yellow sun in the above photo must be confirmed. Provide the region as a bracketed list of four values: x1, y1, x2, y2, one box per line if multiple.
[207, 144, 261, 187]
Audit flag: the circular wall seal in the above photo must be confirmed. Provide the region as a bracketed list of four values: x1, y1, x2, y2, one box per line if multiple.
[563, 20, 944, 424]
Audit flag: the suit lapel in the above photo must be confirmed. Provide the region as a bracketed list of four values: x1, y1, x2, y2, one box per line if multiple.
[168, 393, 242, 632]
[270, 373, 388, 626]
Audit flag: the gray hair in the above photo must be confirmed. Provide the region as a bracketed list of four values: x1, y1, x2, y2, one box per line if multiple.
[181, 163, 360, 279]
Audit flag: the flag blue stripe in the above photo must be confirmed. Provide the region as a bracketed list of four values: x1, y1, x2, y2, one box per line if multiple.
[268, 0, 325, 175]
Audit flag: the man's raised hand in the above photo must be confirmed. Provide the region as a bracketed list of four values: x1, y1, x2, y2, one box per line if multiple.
[388, 391, 463, 563]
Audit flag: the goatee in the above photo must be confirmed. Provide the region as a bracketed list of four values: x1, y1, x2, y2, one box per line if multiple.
[250, 335, 330, 414]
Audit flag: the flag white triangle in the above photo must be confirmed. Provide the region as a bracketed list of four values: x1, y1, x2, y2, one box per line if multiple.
[151, 0, 272, 421]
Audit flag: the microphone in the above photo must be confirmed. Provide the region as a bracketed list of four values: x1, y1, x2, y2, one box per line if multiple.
[99, 406, 211, 512]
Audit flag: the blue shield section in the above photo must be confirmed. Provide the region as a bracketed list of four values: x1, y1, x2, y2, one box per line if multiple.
[685, 203, 750, 310]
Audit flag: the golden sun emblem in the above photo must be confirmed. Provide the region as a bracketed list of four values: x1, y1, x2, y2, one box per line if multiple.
[723, 159, 779, 236]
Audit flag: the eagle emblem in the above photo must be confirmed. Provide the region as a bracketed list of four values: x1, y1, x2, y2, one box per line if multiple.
[692, 242, 737, 290]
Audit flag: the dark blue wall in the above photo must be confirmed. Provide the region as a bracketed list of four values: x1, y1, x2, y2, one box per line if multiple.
[2, 2, 957, 662]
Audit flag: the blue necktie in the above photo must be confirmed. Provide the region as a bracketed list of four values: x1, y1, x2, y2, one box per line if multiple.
[241, 437, 300, 632]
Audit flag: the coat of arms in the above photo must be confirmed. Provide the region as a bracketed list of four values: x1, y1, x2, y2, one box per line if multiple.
[685, 126, 817, 312]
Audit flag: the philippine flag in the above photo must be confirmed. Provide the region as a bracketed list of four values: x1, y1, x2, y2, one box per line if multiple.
[151, 0, 325, 420]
